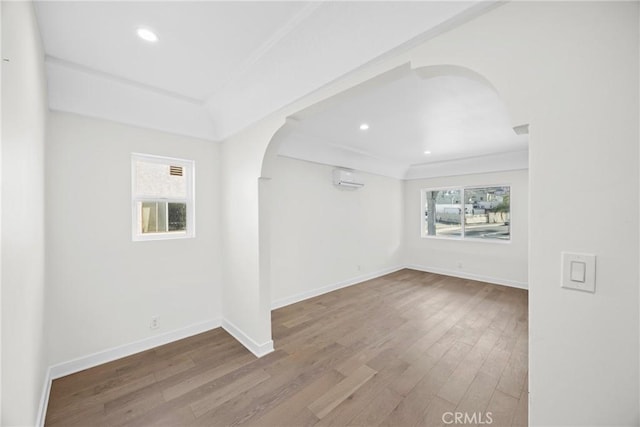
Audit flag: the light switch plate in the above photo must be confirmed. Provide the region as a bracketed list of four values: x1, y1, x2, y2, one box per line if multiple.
[569, 261, 586, 282]
[561, 252, 596, 293]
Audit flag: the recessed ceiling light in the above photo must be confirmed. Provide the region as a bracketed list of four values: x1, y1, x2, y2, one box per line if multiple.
[424, 150, 432, 155]
[137, 28, 158, 43]
[359, 123, 369, 131]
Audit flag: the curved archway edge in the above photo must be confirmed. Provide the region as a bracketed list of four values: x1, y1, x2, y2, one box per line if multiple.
[224, 5, 639, 425]
[260, 63, 506, 179]
[257, 65, 516, 338]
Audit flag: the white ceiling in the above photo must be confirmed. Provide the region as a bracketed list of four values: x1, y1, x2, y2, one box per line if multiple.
[35, 1, 525, 180]
[276, 69, 529, 179]
[36, 2, 315, 100]
[34, 1, 495, 141]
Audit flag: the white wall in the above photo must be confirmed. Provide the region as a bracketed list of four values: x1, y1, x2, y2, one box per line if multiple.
[1, 4, 4, 422]
[270, 156, 403, 308]
[219, 118, 283, 356]
[1, 2, 48, 425]
[226, 1, 639, 425]
[2, 2, 635, 425]
[427, 3, 639, 424]
[516, 4, 638, 423]
[46, 112, 223, 366]
[404, 170, 528, 289]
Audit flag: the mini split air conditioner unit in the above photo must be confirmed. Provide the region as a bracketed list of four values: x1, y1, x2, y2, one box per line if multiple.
[333, 168, 364, 189]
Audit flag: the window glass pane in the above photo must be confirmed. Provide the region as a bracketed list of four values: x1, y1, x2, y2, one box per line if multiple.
[132, 154, 194, 241]
[168, 203, 187, 231]
[135, 161, 186, 198]
[141, 201, 167, 234]
[424, 189, 462, 237]
[464, 186, 510, 240]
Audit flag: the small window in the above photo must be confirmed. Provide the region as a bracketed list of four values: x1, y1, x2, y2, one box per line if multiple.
[423, 189, 462, 237]
[422, 185, 510, 241]
[132, 153, 195, 241]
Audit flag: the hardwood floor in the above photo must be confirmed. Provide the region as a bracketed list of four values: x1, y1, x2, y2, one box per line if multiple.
[45, 269, 528, 426]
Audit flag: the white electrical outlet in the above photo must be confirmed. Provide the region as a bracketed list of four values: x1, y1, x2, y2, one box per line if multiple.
[150, 316, 159, 329]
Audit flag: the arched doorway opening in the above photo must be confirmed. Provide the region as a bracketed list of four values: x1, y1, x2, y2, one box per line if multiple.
[259, 63, 528, 321]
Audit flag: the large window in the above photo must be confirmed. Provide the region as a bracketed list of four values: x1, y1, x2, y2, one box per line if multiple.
[132, 153, 195, 241]
[421, 185, 510, 241]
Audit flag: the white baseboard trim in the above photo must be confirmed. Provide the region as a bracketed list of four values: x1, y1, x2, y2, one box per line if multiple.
[271, 265, 405, 310]
[36, 367, 53, 427]
[405, 264, 528, 290]
[36, 264, 523, 425]
[37, 318, 221, 425]
[221, 318, 274, 358]
[48, 318, 221, 381]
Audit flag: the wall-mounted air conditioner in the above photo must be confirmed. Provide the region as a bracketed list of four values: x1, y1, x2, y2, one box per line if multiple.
[333, 168, 364, 189]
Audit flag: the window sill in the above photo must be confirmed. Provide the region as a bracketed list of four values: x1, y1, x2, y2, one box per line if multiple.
[420, 235, 511, 244]
[132, 231, 194, 242]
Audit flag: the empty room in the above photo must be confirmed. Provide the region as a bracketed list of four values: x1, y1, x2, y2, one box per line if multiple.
[2, 1, 638, 427]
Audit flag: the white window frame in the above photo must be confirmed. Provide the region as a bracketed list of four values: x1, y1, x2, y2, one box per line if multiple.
[420, 184, 511, 243]
[131, 153, 195, 241]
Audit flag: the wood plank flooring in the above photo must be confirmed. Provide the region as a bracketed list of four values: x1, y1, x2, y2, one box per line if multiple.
[45, 269, 528, 426]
